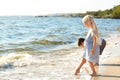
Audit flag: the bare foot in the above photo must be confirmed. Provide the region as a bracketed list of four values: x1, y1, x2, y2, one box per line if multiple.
[74, 69, 80, 75]
[90, 72, 97, 76]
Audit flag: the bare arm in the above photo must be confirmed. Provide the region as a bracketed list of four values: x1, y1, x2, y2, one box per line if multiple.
[91, 36, 96, 55]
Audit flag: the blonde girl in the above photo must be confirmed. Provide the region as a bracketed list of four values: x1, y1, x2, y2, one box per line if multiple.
[75, 15, 101, 76]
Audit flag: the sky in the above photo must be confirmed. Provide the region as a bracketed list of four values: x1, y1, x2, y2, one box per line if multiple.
[0, 0, 119, 16]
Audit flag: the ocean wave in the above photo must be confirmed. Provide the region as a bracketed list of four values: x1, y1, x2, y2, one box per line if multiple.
[0, 53, 39, 68]
[0, 47, 34, 53]
[0, 46, 38, 56]
[30, 39, 72, 45]
[0, 40, 72, 53]
[9, 47, 34, 52]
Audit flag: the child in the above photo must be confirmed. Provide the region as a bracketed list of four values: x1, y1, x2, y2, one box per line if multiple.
[75, 15, 101, 76]
[74, 38, 86, 75]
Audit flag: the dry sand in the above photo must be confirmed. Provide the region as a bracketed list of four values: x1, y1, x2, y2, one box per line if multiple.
[95, 33, 120, 80]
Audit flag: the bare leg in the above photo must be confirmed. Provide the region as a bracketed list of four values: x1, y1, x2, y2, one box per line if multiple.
[94, 62, 99, 66]
[74, 58, 86, 75]
[88, 61, 97, 76]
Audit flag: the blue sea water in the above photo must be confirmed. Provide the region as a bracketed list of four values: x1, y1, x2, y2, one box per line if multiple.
[0, 16, 120, 54]
[0, 16, 120, 80]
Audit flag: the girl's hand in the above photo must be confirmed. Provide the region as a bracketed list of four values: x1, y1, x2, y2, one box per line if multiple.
[91, 49, 95, 55]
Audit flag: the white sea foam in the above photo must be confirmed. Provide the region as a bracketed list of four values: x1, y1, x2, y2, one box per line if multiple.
[0, 53, 39, 68]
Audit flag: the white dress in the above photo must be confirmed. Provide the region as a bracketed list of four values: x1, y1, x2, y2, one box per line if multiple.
[83, 29, 100, 63]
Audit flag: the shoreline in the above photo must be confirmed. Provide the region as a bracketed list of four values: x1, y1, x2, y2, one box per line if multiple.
[0, 33, 119, 80]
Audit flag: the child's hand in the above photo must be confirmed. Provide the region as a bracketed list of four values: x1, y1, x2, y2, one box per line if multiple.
[91, 49, 95, 55]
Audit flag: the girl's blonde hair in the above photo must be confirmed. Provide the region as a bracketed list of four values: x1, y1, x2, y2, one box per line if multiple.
[82, 15, 101, 45]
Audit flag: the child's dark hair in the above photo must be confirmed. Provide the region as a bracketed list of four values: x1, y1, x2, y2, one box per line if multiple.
[78, 38, 85, 46]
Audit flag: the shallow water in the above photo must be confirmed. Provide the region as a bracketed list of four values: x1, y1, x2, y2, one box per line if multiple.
[0, 16, 120, 80]
[0, 48, 80, 80]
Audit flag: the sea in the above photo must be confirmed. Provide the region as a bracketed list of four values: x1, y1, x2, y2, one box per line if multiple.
[0, 16, 120, 80]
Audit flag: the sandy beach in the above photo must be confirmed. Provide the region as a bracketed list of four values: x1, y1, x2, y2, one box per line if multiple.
[95, 33, 120, 80]
[74, 33, 120, 80]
